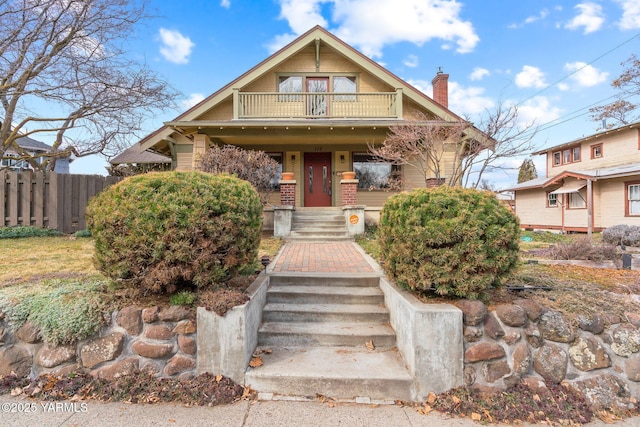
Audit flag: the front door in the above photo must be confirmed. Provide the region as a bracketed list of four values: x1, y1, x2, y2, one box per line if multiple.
[303, 152, 332, 207]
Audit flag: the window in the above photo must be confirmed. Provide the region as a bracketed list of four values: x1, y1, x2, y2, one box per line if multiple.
[278, 76, 302, 101]
[572, 146, 581, 162]
[333, 76, 356, 101]
[568, 191, 586, 208]
[267, 152, 283, 190]
[591, 144, 603, 159]
[563, 149, 571, 164]
[547, 192, 558, 208]
[553, 152, 561, 166]
[352, 153, 399, 190]
[627, 183, 640, 216]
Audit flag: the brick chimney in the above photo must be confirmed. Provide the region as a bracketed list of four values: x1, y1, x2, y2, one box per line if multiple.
[431, 67, 449, 109]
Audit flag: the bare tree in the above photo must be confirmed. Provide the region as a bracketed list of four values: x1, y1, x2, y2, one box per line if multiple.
[460, 103, 537, 188]
[368, 104, 537, 189]
[0, 0, 178, 171]
[590, 54, 640, 127]
[367, 112, 470, 187]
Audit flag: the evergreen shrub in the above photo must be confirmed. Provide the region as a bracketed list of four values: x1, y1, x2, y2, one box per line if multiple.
[378, 187, 520, 299]
[86, 171, 262, 294]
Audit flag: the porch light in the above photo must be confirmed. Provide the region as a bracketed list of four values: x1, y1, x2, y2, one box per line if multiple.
[340, 154, 345, 163]
[291, 154, 296, 163]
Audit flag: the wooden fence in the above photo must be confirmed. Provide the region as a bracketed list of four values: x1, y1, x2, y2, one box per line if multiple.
[0, 171, 122, 234]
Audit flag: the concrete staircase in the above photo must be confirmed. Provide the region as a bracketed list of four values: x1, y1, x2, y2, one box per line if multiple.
[245, 274, 414, 402]
[287, 208, 351, 241]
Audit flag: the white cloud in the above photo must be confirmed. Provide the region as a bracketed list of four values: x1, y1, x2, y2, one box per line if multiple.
[616, 0, 640, 29]
[221, 0, 231, 8]
[158, 28, 194, 64]
[515, 65, 547, 89]
[564, 62, 609, 87]
[469, 67, 490, 81]
[181, 93, 205, 110]
[517, 96, 562, 129]
[270, 0, 479, 57]
[509, 8, 550, 28]
[565, 3, 605, 33]
[403, 55, 419, 68]
[448, 82, 495, 117]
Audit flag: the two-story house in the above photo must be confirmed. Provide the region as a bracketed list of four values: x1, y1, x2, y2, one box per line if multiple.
[132, 26, 486, 221]
[506, 121, 640, 233]
[2, 135, 73, 173]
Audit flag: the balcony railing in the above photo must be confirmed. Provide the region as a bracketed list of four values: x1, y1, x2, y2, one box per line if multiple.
[233, 89, 403, 120]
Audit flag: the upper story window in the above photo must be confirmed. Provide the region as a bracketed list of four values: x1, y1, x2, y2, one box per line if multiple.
[552, 145, 581, 166]
[278, 76, 303, 101]
[333, 76, 356, 101]
[591, 143, 603, 159]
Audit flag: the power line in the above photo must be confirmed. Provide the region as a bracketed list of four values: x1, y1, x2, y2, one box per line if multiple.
[515, 32, 640, 107]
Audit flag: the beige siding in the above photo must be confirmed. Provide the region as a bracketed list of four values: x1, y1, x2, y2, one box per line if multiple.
[197, 98, 233, 120]
[598, 178, 640, 228]
[175, 144, 193, 171]
[545, 128, 640, 176]
[515, 189, 562, 228]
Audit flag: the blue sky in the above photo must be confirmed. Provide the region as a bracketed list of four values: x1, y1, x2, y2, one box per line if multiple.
[70, 0, 640, 189]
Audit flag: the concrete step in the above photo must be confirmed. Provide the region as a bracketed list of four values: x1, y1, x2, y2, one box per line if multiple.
[267, 285, 384, 305]
[289, 230, 349, 237]
[269, 274, 381, 288]
[263, 303, 389, 323]
[290, 223, 346, 230]
[257, 322, 397, 347]
[245, 346, 414, 401]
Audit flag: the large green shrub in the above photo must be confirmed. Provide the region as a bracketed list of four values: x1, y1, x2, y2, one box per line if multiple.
[378, 187, 520, 299]
[86, 171, 263, 294]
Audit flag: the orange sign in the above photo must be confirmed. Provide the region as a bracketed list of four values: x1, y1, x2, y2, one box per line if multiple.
[349, 214, 359, 224]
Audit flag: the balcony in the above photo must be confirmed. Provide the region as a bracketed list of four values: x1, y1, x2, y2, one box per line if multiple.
[233, 89, 403, 120]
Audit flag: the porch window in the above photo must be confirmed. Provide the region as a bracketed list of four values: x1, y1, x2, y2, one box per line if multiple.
[353, 153, 399, 190]
[267, 152, 283, 190]
[278, 76, 302, 101]
[568, 191, 586, 209]
[547, 192, 558, 208]
[628, 183, 640, 216]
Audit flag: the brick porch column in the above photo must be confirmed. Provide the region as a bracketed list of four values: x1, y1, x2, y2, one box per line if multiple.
[341, 178, 358, 206]
[279, 179, 296, 206]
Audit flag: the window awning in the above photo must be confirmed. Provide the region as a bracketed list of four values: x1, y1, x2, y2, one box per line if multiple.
[549, 182, 586, 194]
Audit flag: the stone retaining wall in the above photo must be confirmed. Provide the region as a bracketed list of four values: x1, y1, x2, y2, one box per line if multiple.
[456, 298, 640, 410]
[0, 305, 197, 380]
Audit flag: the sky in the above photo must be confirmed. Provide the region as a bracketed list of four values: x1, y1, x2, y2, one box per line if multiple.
[68, 0, 640, 190]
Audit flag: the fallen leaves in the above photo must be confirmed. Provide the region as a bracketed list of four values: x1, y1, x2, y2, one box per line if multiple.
[249, 357, 263, 368]
[365, 340, 375, 351]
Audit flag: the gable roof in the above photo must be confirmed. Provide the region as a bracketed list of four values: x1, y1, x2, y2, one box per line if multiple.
[15, 135, 52, 151]
[532, 121, 640, 156]
[139, 26, 483, 152]
[110, 145, 171, 165]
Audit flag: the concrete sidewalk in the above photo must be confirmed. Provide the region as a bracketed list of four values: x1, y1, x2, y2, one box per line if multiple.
[2, 396, 639, 427]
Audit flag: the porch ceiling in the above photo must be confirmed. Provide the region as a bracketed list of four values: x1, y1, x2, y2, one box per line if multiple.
[166, 120, 393, 143]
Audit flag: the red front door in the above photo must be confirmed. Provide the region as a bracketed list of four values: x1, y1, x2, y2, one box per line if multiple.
[303, 152, 332, 207]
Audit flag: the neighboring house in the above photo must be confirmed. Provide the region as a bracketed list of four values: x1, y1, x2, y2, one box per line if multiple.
[505, 121, 640, 233]
[2, 135, 73, 174]
[133, 26, 486, 218]
[109, 145, 172, 174]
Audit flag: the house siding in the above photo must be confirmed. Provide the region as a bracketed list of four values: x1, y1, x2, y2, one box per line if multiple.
[515, 189, 562, 229]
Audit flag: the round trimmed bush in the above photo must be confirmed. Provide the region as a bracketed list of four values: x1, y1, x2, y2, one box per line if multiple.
[86, 171, 263, 294]
[378, 187, 520, 299]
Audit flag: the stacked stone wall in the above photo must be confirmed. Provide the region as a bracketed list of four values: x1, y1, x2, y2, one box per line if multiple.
[457, 299, 640, 410]
[0, 305, 197, 381]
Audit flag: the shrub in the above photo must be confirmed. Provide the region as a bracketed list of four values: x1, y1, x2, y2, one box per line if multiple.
[86, 171, 263, 294]
[378, 187, 520, 299]
[0, 278, 109, 345]
[196, 145, 280, 204]
[0, 226, 63, 239]
[603, 224, 640, 246]
[547, 236, 619, 261]
[170, 290, 197, 306]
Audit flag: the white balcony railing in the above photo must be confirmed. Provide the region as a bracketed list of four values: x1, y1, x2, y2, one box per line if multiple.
[233, 89, 403, 120]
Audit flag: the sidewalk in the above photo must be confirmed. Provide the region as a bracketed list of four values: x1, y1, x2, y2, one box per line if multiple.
[3, 396, 638, 427]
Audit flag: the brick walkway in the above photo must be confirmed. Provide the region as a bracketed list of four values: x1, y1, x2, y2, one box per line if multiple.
[271, 242, 375, 273]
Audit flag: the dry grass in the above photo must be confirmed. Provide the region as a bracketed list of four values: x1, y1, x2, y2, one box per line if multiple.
[0, 236, 97, 286]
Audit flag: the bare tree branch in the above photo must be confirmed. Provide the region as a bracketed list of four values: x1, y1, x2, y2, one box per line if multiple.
[0, 0, 179, 171]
